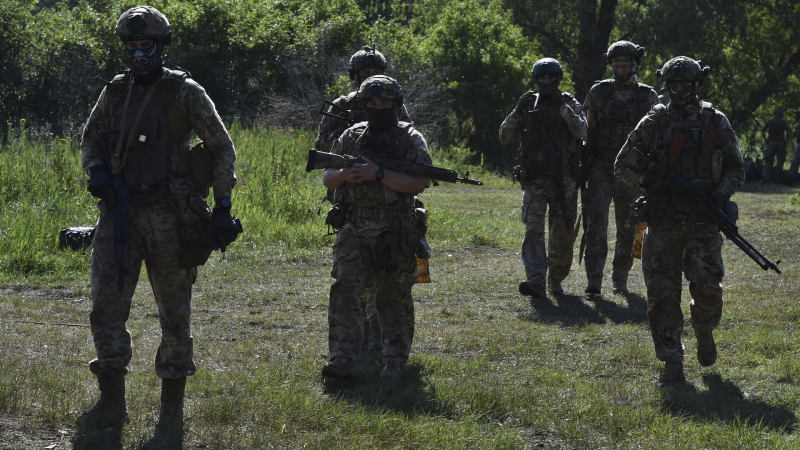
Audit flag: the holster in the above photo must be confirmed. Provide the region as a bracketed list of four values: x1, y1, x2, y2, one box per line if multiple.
[325, 203, 348, 232]
[179, 220, 213, 268]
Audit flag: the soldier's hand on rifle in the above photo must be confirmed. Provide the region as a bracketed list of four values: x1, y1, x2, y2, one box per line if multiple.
[350, 157, 380, 182]
[638, 172, 667, 193]
[87, 168, 113, 199]
[208, 199, 243, 252]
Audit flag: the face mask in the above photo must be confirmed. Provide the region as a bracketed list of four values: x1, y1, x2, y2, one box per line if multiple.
[365, 106, 398, 131]
[669, 82, 694, 107]
[126, 42, 160, 78]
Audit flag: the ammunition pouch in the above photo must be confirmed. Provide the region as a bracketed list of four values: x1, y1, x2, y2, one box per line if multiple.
[513, 164, 547, 183]
[187, 142, 214, 198]
[325, 203, 348, 232]
[179, 220, 214, 268]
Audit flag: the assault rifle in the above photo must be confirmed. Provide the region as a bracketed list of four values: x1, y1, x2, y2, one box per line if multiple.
[317, 99, 365, 126]
[305, 149, 484, 186]
[622, 147, 781, 274]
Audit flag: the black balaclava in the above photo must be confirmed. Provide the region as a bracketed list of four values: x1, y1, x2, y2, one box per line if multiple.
[126, 40, 163, 86]
[365, 105, 399, 131]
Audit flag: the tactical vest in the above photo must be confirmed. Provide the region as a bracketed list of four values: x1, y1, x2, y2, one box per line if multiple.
[106, 69, 194, 193]
[594, 80, 655, 157]
[520, 93, 580, 178]
[336, 122, 417, 210]
[651, 101, 722, 196]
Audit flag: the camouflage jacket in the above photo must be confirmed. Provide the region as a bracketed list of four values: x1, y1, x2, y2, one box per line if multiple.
[81, 68, 237, 200]
[331, 121, 431, 235]
[584, 76, 659, 158]
[615, 98, 744, 218]
[499, 90, 587, 178]
[315, 90, 412, 152]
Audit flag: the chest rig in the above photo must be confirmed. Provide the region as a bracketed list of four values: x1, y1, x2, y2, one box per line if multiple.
[336, 123, 416, 210]
[106, 69, 193, 195]
[652, 101, 721, 195]
[520, 93, 579, 178]
[595, 80, 654, 156]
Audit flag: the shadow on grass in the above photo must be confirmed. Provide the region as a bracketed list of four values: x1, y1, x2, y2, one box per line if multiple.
[72, 409, 124, 450]
[660, 373, 798, 432]
[519, 291, 647, 326]
[322, 359, 456, 419]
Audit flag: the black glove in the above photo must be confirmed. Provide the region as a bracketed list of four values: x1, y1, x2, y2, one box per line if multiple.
[87, 168, 113, 199]
[515, 91, 536, 114]
[638, 172, 666, 193]
[208, 206, 243, 252]
[539, 85, 563, 105]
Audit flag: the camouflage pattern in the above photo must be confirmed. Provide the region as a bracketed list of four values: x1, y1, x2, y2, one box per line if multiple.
[327, 121, 431, 366]
[88, 201, 197, 379]
[615, 96, 744, 362]
[582, 76, 659, 287]
[81, 70, 237, 200]
[499, 90, 586, 285]
[314, 91, 411, 152]
[81, 68, 236, 378]
[657, 56, 708, 83]
[604, 41, 644, 66]
[357, 75, 403, 104]
[348, 45, 388, 80]
[115, 6, 171, 42]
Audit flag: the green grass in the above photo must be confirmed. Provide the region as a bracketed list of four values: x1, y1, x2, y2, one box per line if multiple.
[0, 126, 798, 448]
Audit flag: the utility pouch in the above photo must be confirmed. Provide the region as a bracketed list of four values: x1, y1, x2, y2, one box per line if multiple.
[325, 203, 348, 232]
[189, 141, 214, 198]
[179, 220, 213, 268]
[59, 226, 96, 251]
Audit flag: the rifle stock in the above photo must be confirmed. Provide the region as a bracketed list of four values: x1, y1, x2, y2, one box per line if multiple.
[306, 149, 483, 185]
[623, 148, 781, 274]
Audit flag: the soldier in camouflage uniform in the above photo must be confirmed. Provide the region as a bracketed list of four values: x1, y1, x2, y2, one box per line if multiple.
[761, 109, 791, 182]
[499, 58, 587, 300]
[582, 41, 659, 294]
[788, 108, 800, 181]
[615, 57, 744, 385]
[81, 6, 239, 428]
[316, 46, 412, 353]
[321, 75, 430, 381]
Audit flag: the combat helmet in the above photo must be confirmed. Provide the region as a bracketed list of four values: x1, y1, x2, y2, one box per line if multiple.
[115, 6, 172, 44]
[656, 56, 711, 85]
[604, 41, 645, 66]
[531, 58, 563, 81]
[348, 45, 389, 81]
[357, 75, 403, 108]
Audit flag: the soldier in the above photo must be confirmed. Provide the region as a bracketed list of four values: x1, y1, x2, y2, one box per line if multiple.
[582, 41, 659, 294]
[615, 57, 744, 385]
[316, 45, 412, 353]
[499, 58, 587, 299]
[321, 75, 430, 381]
[761, 108, 791, 182]
[81, 6, 239, 429]
[788, 107, 800, 181]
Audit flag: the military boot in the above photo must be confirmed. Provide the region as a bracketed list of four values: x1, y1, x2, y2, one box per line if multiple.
[519, 279, 546, 300]
[695, 330, 717, 367]
[585, 279, 601, 295]
[87, 369, 128, 428]
[611, 276, 628, 294]
[321, 356, 356, 379]
[547, 276, 564, 295]
[380, 362, 406, 382]
[658, 361, 686, 387]
[152, 377, 187, 447]
[367, 315, 383, 353]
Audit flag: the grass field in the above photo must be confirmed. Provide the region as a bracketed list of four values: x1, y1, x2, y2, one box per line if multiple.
[0, 126, 798, 449]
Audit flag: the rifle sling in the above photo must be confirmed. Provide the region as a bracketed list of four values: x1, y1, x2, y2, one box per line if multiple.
[112, 80, 160, 175]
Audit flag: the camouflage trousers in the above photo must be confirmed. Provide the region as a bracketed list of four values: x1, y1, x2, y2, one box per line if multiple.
[361, 269, 378, 320]
[642, 219, 724, 362]
[329, 225, 417, 367]
[520, 177, 578, 283]
[583, 159, 640, 286]
[89, 201, 197, 379]
[762, 140, 787, 181]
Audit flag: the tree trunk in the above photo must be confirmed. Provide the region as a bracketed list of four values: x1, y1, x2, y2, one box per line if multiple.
[570, 0, 618, 102]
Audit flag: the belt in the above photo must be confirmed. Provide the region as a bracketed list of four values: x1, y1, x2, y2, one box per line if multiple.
[347, 205, 410, 221]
